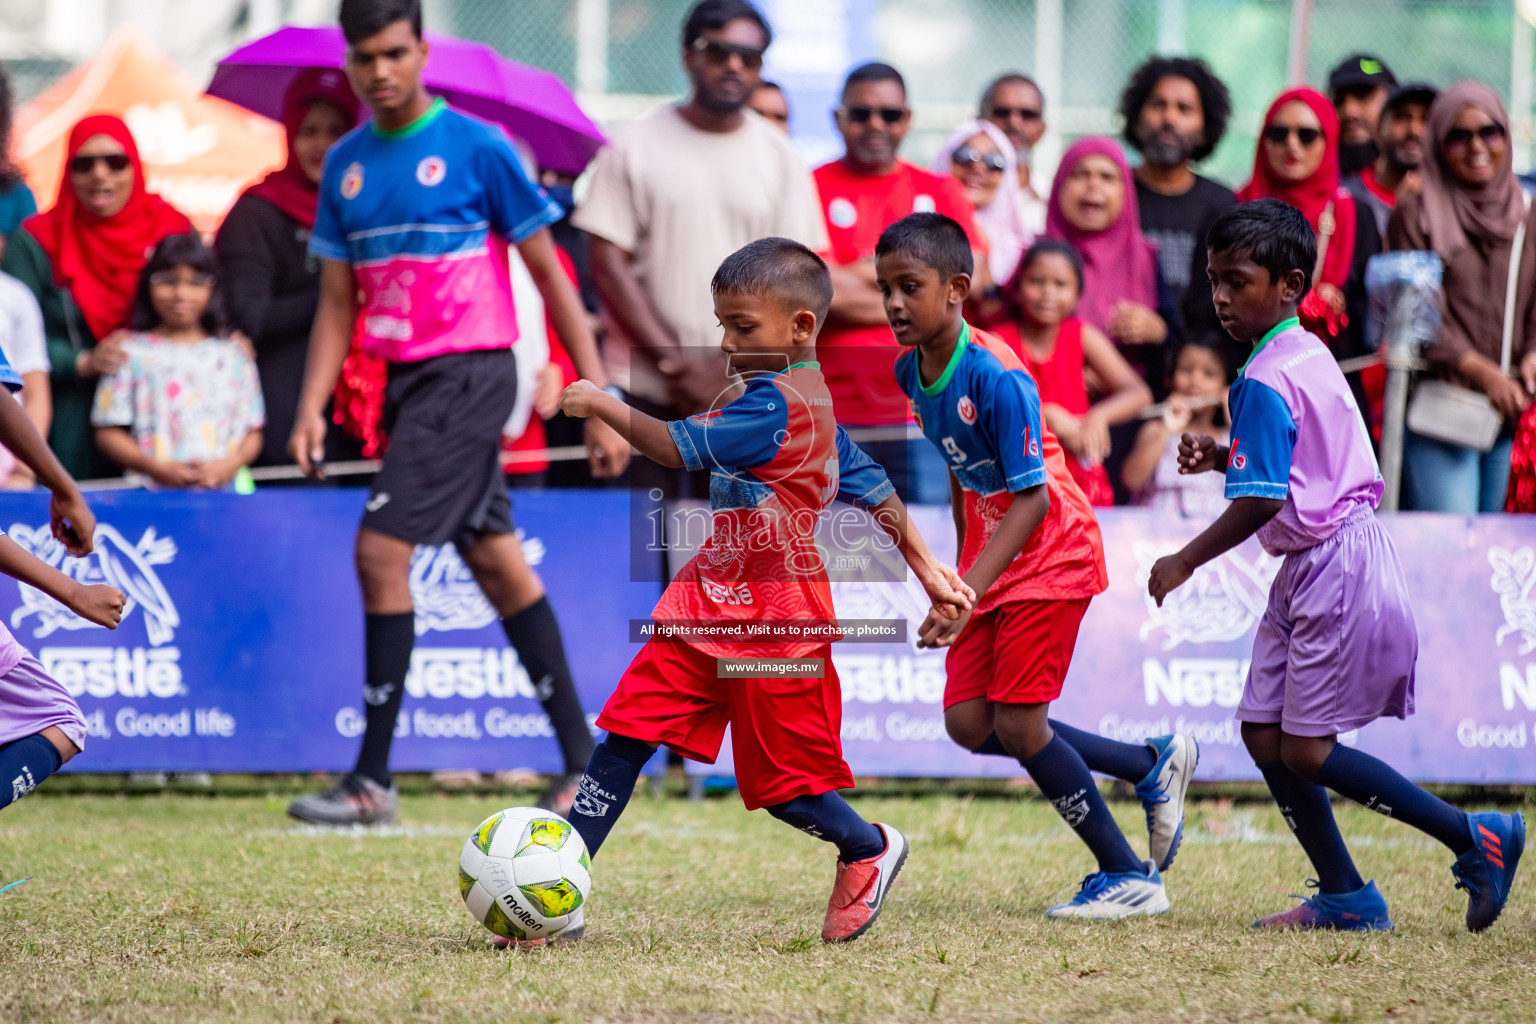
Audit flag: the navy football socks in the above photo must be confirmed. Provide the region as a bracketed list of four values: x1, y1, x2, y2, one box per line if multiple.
[501, 597, 596, 774]
[1315, 744, 1473, 855]
[1048, 720, 1159, 783]
[353, 611, 415, 787]
[566, 733, 655, 857]
[1021, 734, 1145, 875]
[0, 733, 63, 811]
[1257, 760, 1366, 894]
[766, 792, 886, 863]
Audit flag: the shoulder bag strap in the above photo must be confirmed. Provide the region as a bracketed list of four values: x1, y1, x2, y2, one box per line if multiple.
[1315, 201, 1335, 282]
[1501, 192, 1531, 376]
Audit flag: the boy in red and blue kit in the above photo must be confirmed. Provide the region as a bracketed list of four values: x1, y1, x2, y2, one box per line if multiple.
[559, 237, 974, 943]
[877, 212, 1198, 919]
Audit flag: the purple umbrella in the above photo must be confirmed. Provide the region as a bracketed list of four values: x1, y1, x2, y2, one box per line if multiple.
[207, 26, 605, 175]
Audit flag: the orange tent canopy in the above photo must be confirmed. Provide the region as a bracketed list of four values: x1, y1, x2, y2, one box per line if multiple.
[15, 29, 285, 235]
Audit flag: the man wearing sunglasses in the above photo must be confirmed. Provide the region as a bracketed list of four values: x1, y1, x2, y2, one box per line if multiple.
[812, 62, 987, 504]
[1117, 56, 1236, 349]
[574, 0, 825, 499]
[980, 73, 1048, 235]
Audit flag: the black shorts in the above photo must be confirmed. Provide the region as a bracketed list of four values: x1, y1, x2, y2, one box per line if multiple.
[361, 348, 517, 551]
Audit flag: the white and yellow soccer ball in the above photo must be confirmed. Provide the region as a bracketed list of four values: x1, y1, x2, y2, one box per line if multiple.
[458, 807, 591, 942]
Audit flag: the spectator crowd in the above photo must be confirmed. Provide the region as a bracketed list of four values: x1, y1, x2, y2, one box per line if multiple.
[0, 0, 1532, 516]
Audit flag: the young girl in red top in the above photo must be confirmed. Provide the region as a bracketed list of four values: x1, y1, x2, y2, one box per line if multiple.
[993, 239, 1150, 505]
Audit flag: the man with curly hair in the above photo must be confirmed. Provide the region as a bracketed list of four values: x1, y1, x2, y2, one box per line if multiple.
[1119, 57, 1235, 347]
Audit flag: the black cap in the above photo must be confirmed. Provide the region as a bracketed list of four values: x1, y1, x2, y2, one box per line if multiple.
[1383, 81, 1437, 114]
[1328, 53, 1398, 96]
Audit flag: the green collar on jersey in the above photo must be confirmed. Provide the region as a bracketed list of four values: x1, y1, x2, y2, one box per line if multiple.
[372, 96, 447, 140]
[919, 321, 971, 397]
[1241, 316, 1300, 373]
[785, 360, 820, 370]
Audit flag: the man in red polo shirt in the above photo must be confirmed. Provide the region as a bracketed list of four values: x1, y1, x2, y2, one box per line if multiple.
[814, 62, 986, 504]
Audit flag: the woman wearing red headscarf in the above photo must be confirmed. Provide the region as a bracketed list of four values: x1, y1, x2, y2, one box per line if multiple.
[215, 68, 375, 469]
[1238, 88, 1381, 422]
[0, 115, 192, 478]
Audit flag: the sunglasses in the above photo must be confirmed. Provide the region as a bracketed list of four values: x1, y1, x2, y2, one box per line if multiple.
[1445, 123, 1507, 147]
[843, 106, 907, 125]
[1263, 125, 1323, 146]
[952, 146, 1006, 173]
[68, 153, 131, 174]
[690, 38, 764, 70]
[989, 106, 1042, 123]
[148, 272, 215, 288]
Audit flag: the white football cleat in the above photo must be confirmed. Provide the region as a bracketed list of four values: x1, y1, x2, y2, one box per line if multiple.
[1046, 860, 1171, 920]
[1135, 733, 1199, 871]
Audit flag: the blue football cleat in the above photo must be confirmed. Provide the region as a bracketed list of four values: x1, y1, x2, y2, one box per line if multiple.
[1254, 879, 1394, 931]
[1453, 811, 1525, 932]
[1135, 733, 1198, 872]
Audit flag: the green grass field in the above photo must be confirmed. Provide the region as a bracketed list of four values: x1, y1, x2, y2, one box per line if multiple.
[2, 781, 1533, 1023]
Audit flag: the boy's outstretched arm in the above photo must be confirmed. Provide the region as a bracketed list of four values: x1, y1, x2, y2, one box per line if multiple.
[0, 535, 124, 628]
[919, 484, 1049, 648]
[0, 391, 95, 556]
[866, 492, 974, 619]
[1147, 496, 1284, 605]
[560, 379, 684, 468]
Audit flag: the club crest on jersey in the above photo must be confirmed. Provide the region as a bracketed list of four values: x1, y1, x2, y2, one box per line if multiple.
[416, 156, 447, 187]
[1230, 437, 1247, 472]
[340, 162, 364, 200]
[957, 395, 977, 424]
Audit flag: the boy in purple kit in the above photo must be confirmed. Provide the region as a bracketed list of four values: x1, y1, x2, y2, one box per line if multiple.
[1149, 198, 1523, 933]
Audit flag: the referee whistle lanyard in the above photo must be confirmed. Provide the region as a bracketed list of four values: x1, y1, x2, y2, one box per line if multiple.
[1240, 316, 1300, 374]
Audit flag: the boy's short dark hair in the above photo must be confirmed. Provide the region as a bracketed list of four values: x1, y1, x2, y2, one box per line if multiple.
[682, 0, 772, 50]
[875, 213, 974, 281]
[711, 237, 833, 324]
[1207, 198, 1316, 295]
[131, 233, 229, 337]
[1118, 56, 1231, 163]
[339, 0, 422, 45]
[842, 62, 905, 100]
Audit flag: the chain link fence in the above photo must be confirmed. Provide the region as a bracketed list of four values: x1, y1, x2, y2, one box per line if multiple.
[429, 0, 1528, 187]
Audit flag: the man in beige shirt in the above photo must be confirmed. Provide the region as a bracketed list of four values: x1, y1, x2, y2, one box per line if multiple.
[574, 0, 827, 496]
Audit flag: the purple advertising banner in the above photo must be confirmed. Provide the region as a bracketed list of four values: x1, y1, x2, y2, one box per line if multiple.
[685, 507, 1536, 784]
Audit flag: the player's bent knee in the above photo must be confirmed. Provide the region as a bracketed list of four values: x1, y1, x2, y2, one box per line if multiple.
[42, 727, 79, 764]
[944, 702, 992, 751]
[1278, 734, 1333, 783]
[1241, 721, 1282, 764]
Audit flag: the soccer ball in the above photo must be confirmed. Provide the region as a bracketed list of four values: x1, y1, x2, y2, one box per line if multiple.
[458, 807, 591, 942]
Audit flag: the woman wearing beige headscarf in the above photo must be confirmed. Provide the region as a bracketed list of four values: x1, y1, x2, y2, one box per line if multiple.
[1388, 82, 1536, 512]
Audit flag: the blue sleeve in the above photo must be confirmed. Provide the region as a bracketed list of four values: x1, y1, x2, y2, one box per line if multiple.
[1225, 378, 1295, 500]
[985, 368, 1049, 492]
[478, 128, 562, 243]
[835, 426, 895, 508]
[0, 344, 20, 393]
[308, 155, 348, 263]
[666, 383, 789, 472]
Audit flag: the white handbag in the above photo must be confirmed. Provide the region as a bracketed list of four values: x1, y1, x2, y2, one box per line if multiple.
[1406, 195, 1530, 453]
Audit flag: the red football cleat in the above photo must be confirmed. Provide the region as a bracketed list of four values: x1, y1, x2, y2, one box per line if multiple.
[821, 823, 908, 943]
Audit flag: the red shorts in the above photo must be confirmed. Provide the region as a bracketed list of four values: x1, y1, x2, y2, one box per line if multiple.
[596, 640, 854, 810]
[943, 598, 1091, 709]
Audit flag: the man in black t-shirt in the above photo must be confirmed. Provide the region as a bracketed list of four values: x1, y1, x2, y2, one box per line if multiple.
[1119, 56, 1237, 364]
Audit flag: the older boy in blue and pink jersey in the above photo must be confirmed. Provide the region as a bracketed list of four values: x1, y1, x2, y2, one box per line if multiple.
[1150, 198, 1523, 933]
[285, 0, 624, 827]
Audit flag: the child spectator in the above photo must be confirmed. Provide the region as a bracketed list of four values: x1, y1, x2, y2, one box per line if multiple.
[993, 240, 1150, 505]
[1123, 338, 1232, 517]
[92, 234, 263, 489]
[0, 270, 51, 487]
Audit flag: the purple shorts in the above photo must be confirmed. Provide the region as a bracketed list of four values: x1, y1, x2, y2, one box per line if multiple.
[1239, 508, 1416, 737]
[0, 655, 86, 752]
